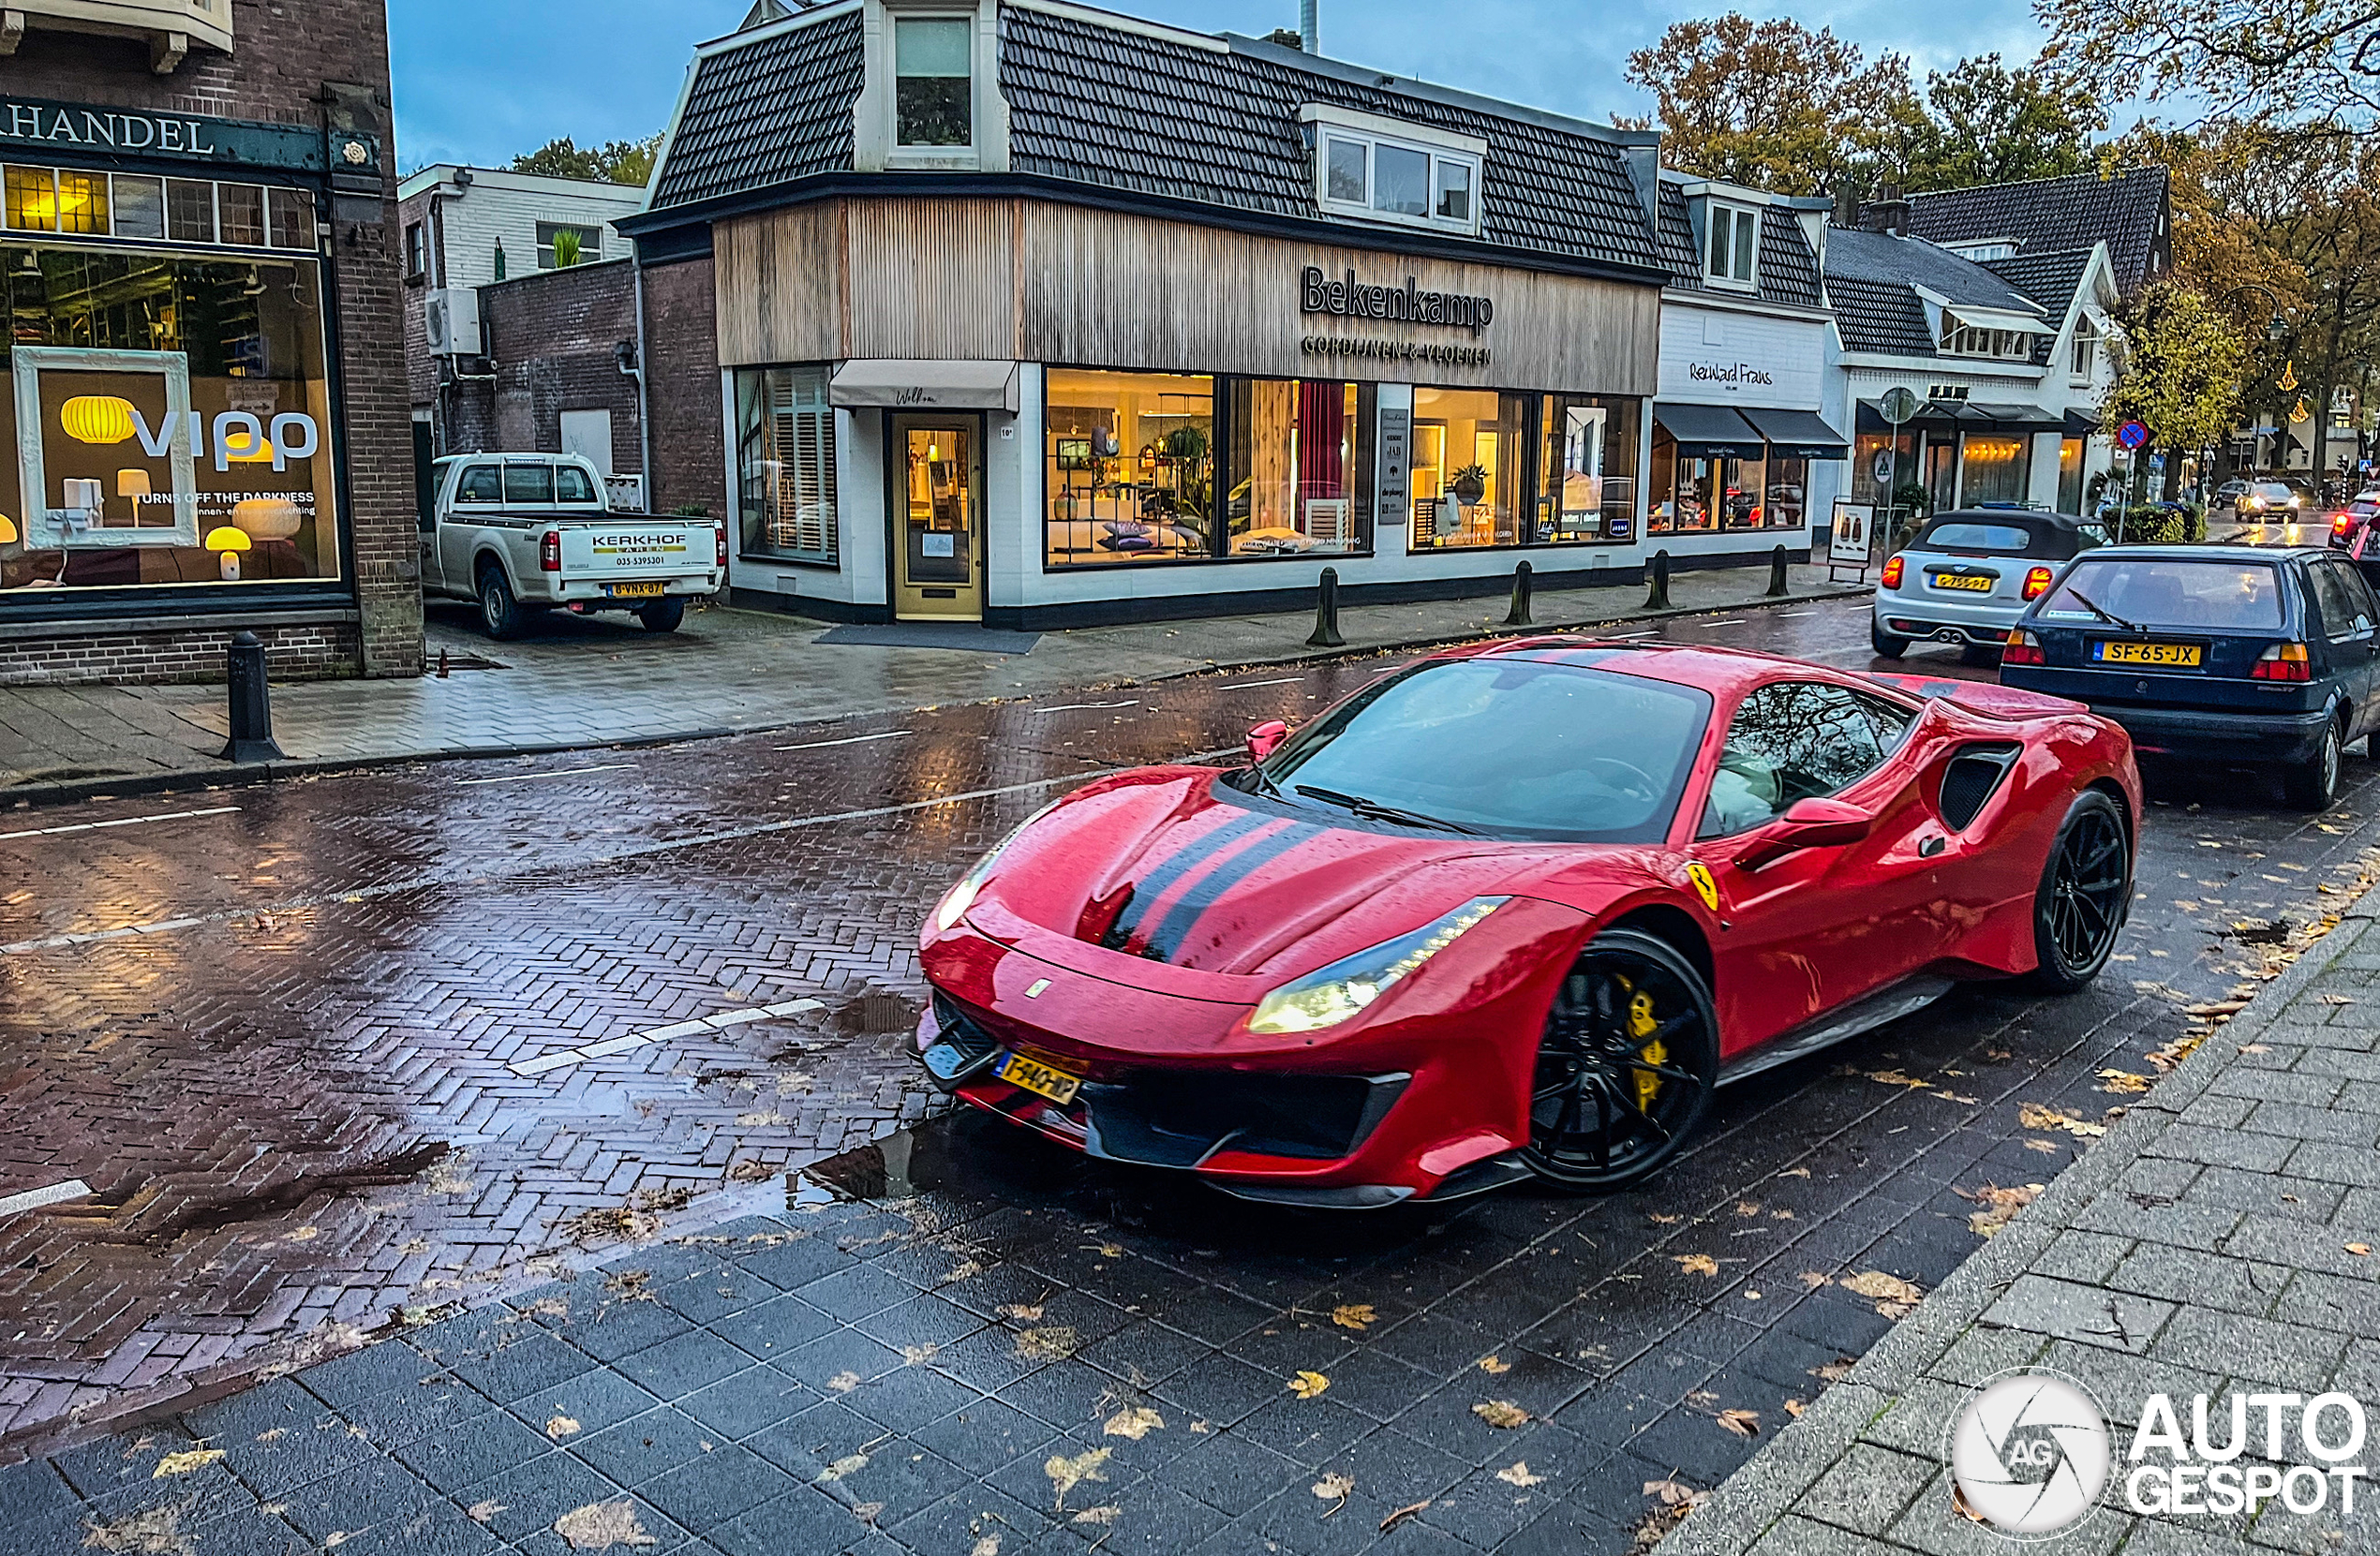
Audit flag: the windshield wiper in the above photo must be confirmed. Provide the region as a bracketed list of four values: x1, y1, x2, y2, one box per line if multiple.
[1242, 763, 1284, 799]
[1292, 784, 1481, 835]
[2060, 585, 2138, 633]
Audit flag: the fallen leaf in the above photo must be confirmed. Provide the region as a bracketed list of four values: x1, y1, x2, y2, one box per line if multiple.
[1673, 1253, 1719, 1277]
[1809, 1357, 1855, 1384]
[2022, 1138, 2061, 1154]
[900, 1343, 940, 1365]
[78, 1508, 193, 1556]
[1103, 1406, 1164, 1440]
[1796, 1271, 1831, 1291]
[1770, 1208, 1796, 1221]
[1715, 1409, 1759, 1437]
[1479, 1355, 1512, 1374]
[1734, 1200, 1759, 1217]
[1497, 1460, 1547, 1488]
[151, 1449, 225, 1479]
[1856, 1067, 1936, 1089]
[826, 1371, 861, 1392]
[1472, 1400, 1530, 1429]
[1783, 1399, 1806, 1418]
[1838, 1270, 1924, 1320]
[1743, 1290, 1763, 1301]
[1071, 1506, 1120, 1526]
[545, 1414, 581, 1440]
[1313, 1471, 1355, 1513]
[1644, 1479, 1706, 1507]
[1381, 1500, 1432, 1533]
[2097, 1069, 2152, 1095]
[1331, 1303, 1377, 1331]
[467, 1500, 507, 1524]
[553, 1501, 659, 1550]
[1780, 1166, 1811, 1178]
[254, 1428, 286, 1443]
[324, 1535, 350, 1549]
[284, 1225, 319, 1243]
[1647, 1212, 1682, 1225]
[1934, 1090, 1980, 1104]
[971, 1538, 1001, 1556]
[1045, 1447, 1110, 1510]
[1014, 1326, 1078, 1361]
[996, 1302, 1044, 1323]
[818, 1453, 869, 1483]
[853, 1501, 885, 1522]
[2350, 1244, 2373, 1257]
[1958, 1183, 2044, 1238]
[2017, 1103, 2105, 1138]
[1287, 1371, 1331, 1400]
[1952, 1481, 1990, 1525]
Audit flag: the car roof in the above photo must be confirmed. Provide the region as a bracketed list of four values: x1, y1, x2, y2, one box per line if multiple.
[1919, 508, 2093, 530]
[2065, 543, 2321, 563]
[1428, 637, 1897, 702]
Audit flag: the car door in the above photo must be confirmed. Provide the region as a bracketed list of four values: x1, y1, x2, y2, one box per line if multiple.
[1683, 679, 1948, 1058]
[2310, 556, 2380, 739]
[419, 458, 450, 594]
[439, 461, 503, 593]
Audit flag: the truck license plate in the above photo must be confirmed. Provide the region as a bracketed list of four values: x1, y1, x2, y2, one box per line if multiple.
[605, 583, 666, 599]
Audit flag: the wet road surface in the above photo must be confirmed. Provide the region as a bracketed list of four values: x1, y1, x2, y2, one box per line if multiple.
[0, 596, 2373, 1547]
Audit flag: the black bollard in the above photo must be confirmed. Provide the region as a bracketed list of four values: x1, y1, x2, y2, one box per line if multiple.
[1503, 559, 1534, 627]
[1766, 544, 1791, 598]
[1644, 548, 1673, 611]
[1306, 566, 1346, 649]
[218, 630, 287, 763]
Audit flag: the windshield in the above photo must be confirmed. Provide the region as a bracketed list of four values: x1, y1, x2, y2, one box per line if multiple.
[1248, 657, 1712, 843]
[1921, 522, 2033, 554]
[2039, 556, 2284, 630]
[2254, 484, 2296, 501]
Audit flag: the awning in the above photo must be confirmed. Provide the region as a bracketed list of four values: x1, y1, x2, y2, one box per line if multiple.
[829, 359, 1019, 412]
[1736, 407, 1850, 460]
[2062, 409, 2098, 438]
[1652, 402, 1763, 457]
[1942, 304, 2050, 334]
[1969, 403, 2066, 435]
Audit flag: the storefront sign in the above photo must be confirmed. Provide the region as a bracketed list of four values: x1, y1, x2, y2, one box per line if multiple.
[1376, 407, 1411, 526]
[1301, 335, 1492, 367]
[0, 95, 332, 171]
[1300, 267, 1495, 336]
[1688, 361, 1777, 389]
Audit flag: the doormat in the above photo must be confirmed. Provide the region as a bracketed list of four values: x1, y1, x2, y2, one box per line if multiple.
[813, 624, 1042, 654]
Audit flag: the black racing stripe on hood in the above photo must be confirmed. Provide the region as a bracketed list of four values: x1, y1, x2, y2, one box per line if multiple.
[1105, 809, 1272, 949]
[1138, 821, 1328, 963]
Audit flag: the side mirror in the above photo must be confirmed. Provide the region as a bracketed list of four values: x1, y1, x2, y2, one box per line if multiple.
[1734, 796, 1873, 872]
[1246, 720, 1287, 761]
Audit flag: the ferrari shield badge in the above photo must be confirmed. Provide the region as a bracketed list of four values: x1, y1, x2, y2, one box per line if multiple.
[1686, 862, 1719, 912]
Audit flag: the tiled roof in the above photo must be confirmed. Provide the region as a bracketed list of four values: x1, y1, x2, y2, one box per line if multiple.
[1652, 182, 1823, 309]
[1000, 10, 1660, 273]
[1980, 246, 2094, 314]
[1823, 227, 2049, 317]
[650, 11, 863, 212]
[1888, 168, 2168, 292]
[1825, 273, 1938, 357]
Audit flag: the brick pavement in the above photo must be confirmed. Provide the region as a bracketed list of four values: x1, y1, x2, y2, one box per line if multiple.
[1668, 906, 2380, 1556]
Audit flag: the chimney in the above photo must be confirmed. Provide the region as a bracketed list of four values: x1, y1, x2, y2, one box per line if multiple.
[1866, 184, 1911, 237]
[1300, 0, 1318, 53]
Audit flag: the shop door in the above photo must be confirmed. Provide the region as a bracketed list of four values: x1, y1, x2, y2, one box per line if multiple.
[892, 416, 985, 620]
[1925, 436, 1958, 513]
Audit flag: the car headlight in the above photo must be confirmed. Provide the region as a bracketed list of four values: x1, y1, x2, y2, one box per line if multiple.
[933, 800, 1062, 931]
[1245, 897, 1508, 1035]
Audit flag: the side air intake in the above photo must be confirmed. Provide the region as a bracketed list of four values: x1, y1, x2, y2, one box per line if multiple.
[1940, 743, 2022, 832]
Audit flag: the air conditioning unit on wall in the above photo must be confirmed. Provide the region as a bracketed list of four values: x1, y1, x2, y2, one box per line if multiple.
[424, 288, 482, 355]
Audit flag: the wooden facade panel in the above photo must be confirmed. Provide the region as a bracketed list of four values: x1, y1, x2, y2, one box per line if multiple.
[714, 204, 841, 367]
[842, 198, 1018, 361]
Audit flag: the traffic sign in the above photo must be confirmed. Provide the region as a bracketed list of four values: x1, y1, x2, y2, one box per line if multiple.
[2117, 420, 2150, 451]
[1879, 387, 1920, 425]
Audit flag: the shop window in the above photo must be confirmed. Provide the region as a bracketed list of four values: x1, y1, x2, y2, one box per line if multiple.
[216, 184, 265, 247]
[1409, 388, 1527, 550]
[0, 241, 342, 597]
[2058, 436, 2085, 514]
[1534, 395, 1640, 543]
[894, 16, 973, 149]
[55, 170, 107, 235]
[1046, 369, 1214, 565]
[1852, 431, 1917, 507]
[1767, 454, 1809, 529]
[1227, 378, 1368, 556]
[1648, 433, 1774, 533]
[1704, 201, 1759, 289]
[167, 179, 215, 244]
[113, 177, 166, 242]
[1961, 434, 2028, 505]
[5, 166, 55, 231]
[1304, 110, 1484, 238]
[269, 189, 316, 252]
[536, 221, 601, 269]
[735, 365, 838, 564]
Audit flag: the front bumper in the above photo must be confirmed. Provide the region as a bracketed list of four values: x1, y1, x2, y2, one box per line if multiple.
[2095, 702, 2331, 765]
[912, 897, 1591, 1207]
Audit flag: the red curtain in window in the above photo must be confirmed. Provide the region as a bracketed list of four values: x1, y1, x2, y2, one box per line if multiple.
[1297, 381, 1345, 498]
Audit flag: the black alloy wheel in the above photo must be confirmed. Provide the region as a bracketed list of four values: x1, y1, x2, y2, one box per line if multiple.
[2283, 716, 2345, 811]
[1522, 927, 1718, 1192]
[2024, 789, 2131, 993]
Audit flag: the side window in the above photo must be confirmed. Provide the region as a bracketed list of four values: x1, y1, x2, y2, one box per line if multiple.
[504, 463, 557, 505]
[2324, 561, 2376, 637]
[2306, 563, 2358, 642]
[1852, 688, 1918, 749]
[455, 464, 502, 504]
[555, 465, 600, 504]
[1700, 682, 1892, 838]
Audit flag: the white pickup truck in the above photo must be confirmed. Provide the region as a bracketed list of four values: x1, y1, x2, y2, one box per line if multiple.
[421, 453, 725, 639]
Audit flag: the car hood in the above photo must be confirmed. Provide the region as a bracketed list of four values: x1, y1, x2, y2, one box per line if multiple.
[977, 767, 1587, 980]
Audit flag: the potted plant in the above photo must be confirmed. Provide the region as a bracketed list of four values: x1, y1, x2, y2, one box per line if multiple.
[1450, 463, 1490, 506]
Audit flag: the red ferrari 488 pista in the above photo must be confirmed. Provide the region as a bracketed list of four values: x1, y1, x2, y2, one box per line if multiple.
[914, 639, 2139, 1206]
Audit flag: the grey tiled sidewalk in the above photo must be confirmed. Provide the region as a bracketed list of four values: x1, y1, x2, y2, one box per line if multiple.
[0, 559, 1855, 795]
[1668, 909, 2380, 1556]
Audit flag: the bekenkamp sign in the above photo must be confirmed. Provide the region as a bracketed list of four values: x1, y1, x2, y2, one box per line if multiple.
[1300, 266, 1495, 336]
[0, 96, 331, 171]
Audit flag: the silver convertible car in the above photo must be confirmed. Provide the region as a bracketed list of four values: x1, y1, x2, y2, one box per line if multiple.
[1872, 510, 2109, 662]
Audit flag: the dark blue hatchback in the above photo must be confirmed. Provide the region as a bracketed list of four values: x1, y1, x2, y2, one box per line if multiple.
[2001, 544, 2380, 809]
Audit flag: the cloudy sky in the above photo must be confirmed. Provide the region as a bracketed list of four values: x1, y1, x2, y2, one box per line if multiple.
[390, 0, 2063, 172]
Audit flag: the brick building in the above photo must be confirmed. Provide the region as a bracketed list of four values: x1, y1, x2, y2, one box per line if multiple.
[0, 0, 419, 684]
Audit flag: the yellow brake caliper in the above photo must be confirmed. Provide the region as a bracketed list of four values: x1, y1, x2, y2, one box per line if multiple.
[1627, 983, 1665, 1112]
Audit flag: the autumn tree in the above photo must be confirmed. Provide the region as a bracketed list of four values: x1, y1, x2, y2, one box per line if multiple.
[2038, 0, 2380, 130]
[511, 134, 663, 186]
[2101, 284, 2249, 497]
[1620, 15, 1924, 202]
[1901, 55, 2105, 191]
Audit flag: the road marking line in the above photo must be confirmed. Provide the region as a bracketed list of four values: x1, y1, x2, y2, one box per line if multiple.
[774, 732, 908, 751]
[1222, 676, 1306, 689]
[1776, 610, 1821, 617]
[460, 763, 634, 786]
[1035, 700, 1139, 713]
[0, 1178, 93, 1218]
[0, 806, 239, 841]
[0, 748, 1242, 956]
[1697, 618, 1748, 628]
[511, 999, 827, 1077]
[1605, 630, 1660, 639]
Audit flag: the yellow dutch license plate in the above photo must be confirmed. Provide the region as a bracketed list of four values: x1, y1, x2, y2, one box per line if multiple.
[606, 582, 666, 599]
[997, 1050, 1083, 1105]
[1929, 572, 1995, 592]
[2094, 641, 2202, 667]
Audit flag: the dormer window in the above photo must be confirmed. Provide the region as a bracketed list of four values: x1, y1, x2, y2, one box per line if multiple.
[2070, 325, 2098, 382]
[1949, 241, 2017, 261]
[1302, 107, 1485, 238]
[1945, 324, 2036, 361]
[894, 16, 972, 148]
[1703, 201, 1759, 289]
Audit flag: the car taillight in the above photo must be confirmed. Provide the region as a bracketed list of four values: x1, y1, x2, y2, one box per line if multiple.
[2337, 516, 2355, 535]
[2003, 630, 2045, 665]
[540, 530, 560, 571]
[715, 524, 728, 569]
[2022, 566, 2054, 600]
[1881, 556, 1904, 589]
[2252, 643, 2312, 681]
